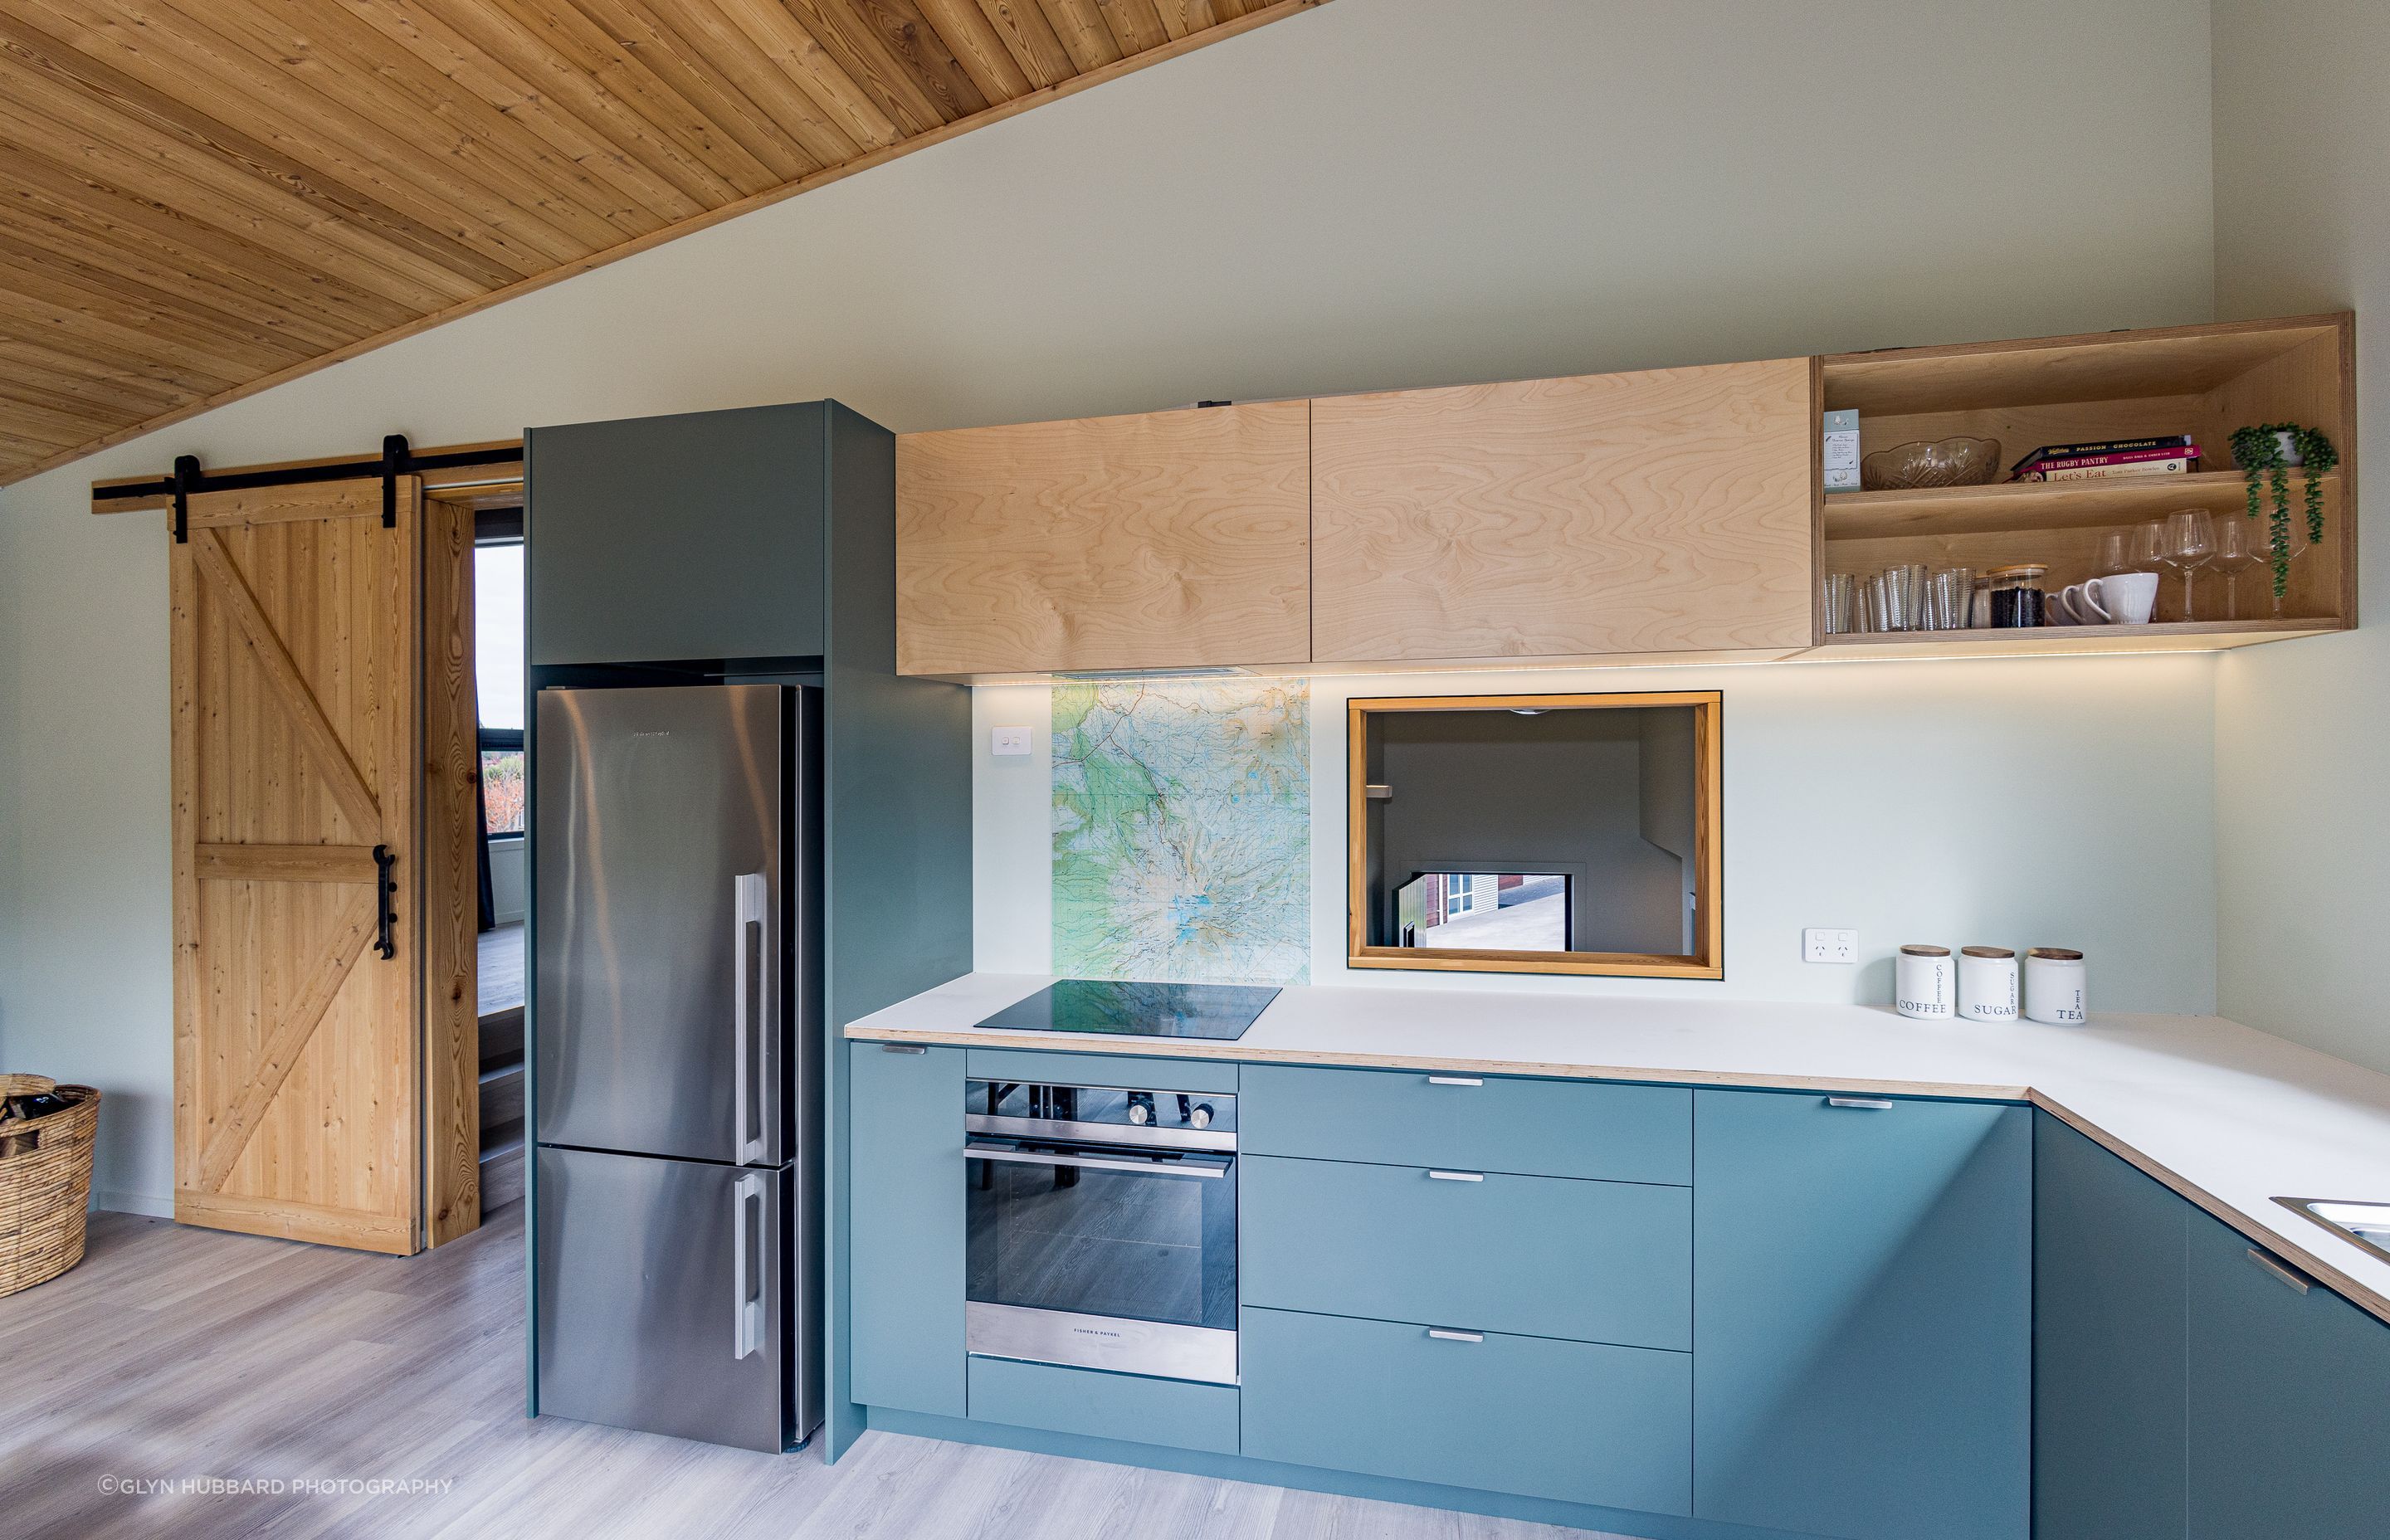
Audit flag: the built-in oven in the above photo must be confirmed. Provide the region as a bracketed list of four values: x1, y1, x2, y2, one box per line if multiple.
[964, 1078, 1237, 1385]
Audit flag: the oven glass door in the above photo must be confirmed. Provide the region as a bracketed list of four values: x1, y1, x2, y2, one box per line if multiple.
[965, 1133, 1236, 1382]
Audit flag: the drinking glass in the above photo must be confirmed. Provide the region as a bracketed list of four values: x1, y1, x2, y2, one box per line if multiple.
[1820, 573, 1858, 635]
[2207, 517, 2263, 620]
[2095, 529, 2134, 578]
[2156, 509, 2214, 621]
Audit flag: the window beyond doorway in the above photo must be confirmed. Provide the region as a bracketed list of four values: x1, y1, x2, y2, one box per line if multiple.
[475, 524, 524, 836]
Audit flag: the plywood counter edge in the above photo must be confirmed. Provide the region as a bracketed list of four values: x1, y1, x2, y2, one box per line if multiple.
[845, 1020, 2390, 1327]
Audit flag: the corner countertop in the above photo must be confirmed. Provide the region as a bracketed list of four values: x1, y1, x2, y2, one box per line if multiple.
[845, 972, 2390, 1324]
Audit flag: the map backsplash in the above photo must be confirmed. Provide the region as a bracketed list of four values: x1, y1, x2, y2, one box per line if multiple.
[1052, 677, 1311, 985]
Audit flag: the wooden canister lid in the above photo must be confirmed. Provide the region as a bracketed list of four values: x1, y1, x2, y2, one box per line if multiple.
[2027, 947, 2085, 961]
[1900, 943, 1950, 957]
[1961, 946, 2015, 959]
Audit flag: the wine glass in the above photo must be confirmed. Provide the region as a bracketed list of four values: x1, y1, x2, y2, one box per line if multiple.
[2155, 509, 2214, 621]
[2094, 529, 2134, 578]
[2207, 516, 2263, 620]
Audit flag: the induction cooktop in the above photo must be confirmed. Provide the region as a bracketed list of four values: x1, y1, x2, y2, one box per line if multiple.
[971, 979, 1281, 1041]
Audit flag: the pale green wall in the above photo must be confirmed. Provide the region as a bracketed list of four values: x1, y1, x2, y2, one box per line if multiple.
[2212, 0, 2390, 1074]
[2, 0, 2222, 1212]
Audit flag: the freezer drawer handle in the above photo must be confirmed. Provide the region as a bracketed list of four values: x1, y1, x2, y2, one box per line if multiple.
[964, 1143, 1230, 1179]
[733, 872, 768, 1165]
[733, 1172, 766, 1359]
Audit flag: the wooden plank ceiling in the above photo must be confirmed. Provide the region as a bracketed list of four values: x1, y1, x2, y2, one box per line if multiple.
[0, 0, 1324, 486]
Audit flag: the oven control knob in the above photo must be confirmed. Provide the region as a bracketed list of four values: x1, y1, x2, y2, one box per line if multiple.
[1190, 1103, 1214, 1130]
[1128, 1101, 1151, 1125]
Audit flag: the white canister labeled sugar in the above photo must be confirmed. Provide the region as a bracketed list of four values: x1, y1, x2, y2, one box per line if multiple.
[1895, 944, 1954, 1020]
[2024, 948, 2088, 1024]
[1958, 946, 2019, 1021]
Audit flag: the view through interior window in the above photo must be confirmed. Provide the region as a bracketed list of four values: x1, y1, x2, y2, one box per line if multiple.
[1350, 693, 1723, 978]
[475, 539, 524, 836]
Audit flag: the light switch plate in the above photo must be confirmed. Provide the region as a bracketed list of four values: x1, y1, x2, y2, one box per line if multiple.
[992, 725, 1033, 757]
[1803, 928, 1858, 964]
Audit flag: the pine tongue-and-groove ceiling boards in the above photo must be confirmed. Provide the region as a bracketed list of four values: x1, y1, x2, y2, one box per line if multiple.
[0, 0, 1325, 485]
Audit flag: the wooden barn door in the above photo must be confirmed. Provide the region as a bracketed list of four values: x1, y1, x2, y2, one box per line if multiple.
[169, 475, 428, 1253]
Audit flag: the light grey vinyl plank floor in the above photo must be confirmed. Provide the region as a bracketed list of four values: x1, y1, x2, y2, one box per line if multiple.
[0, 1206, 1623, 1540]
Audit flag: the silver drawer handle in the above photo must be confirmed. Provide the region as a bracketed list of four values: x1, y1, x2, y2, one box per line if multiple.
[2245, 1247, 2312, 1294]
[1427, 1328, 1485, 1343]
[1427, 1075, 1483, 1086]
[1827, 1097, 1895, 1110]
[1427, 1169, 1485, 1182]
[964, 1143, 1230, 1179]
[879, 1043, 927, 1055]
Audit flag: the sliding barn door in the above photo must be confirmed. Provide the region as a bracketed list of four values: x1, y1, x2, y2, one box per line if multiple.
[170, 476, 424, 1253]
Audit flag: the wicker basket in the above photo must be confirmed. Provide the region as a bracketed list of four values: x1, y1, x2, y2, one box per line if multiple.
[0, 1075, 100, 1297]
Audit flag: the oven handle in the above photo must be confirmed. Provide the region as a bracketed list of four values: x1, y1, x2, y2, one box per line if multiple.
[964, 1143, 1231, 1179]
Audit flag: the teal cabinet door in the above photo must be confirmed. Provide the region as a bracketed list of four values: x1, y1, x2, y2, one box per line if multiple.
[1693, 1090, 2030, 1540]
[2188, 1210, 2390, 1538]
[1242, 1305, 1691, 1515]
[847, 1043, 963, 1416]
[2034, 1114, 2188, 1540]
[1242, 1154, 1690, 1348]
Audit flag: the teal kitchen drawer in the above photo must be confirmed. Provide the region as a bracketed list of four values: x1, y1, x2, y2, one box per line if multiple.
[1241, 1305, 1690, 1516]
[1242, 1153, 1690, 1349]
[965, 1355, 1238, 1455]
[965, 1047, 1238, 1095]
[1239, 1064, 1689, 1183]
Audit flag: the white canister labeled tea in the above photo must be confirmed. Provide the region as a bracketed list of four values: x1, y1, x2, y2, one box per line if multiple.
[1958, 946, 2019, 1021]
[1895, 944, 1954, 1020]
[2024, 948, 2088, 1024]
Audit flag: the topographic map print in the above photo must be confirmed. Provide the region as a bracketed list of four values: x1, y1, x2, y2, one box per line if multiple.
[1051, 677, 1310, 985]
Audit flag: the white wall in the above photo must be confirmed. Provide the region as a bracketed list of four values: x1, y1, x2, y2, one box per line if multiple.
[0, 0, 2219, 1212]
[2211, 0, 2390, 1075]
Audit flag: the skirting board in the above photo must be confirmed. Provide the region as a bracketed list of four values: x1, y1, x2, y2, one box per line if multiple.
[93, 1189, 174, 1219]
[865, 1408, 1797, 1540]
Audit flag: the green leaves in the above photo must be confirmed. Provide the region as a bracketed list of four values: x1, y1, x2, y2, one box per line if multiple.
[2231, 422, 2337, 601]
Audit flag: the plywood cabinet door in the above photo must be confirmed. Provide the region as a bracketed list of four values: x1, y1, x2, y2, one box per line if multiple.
[895, 402, 1310, 675]
[1312, 359, 1816, 660]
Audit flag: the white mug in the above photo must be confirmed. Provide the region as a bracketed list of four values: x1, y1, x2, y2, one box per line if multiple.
[2082, 572, 2158, 625]
[2051, 585, 2087, 624]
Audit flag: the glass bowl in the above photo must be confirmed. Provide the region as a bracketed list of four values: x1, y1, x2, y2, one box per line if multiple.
[1860, 436, 2004, 490]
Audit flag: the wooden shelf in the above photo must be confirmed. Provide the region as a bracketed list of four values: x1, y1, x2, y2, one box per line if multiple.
[1800, 618, 2339, 660]
[1823, 471, 2334, 540]
[1820, 315, 2341, 415]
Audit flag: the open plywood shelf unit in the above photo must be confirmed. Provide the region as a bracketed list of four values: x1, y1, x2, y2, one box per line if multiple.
[1817, 314, 2356, 654]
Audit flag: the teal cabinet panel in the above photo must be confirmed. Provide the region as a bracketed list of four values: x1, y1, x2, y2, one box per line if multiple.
[964, 1047, 1238, 1094]
[2034, 1114, 2188, 1540]
[965, 1357, 1238, 1455]
[527, 403, 825, 665]
[1242, 1154, 1690, 1349]
[847, 1044, 964, 1416]
[1693, 1090, 2029, 1540]
[2188, 1210, 2390, 1538]
[1240, 1065, 1689, 1183]
[1241, 1305, 1691, 1516]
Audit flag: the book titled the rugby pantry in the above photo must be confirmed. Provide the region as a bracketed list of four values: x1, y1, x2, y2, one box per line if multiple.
[2009, 435, 2200, 481]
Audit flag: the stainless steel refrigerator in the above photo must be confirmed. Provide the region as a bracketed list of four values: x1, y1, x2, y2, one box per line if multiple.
[531, 683, 821, 1453]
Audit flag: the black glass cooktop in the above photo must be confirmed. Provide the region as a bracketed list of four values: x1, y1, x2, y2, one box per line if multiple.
[972, 979, 1281, 1041]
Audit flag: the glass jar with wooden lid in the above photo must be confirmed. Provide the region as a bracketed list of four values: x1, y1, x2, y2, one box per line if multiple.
[1987, 565, 2049, 627]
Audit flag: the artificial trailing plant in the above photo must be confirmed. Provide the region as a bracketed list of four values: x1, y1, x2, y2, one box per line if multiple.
[2231, 422, 2339, 600]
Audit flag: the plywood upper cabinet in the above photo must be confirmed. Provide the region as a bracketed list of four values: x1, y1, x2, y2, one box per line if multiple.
[1310, 359, 1817, 661]
[895, 402, 1311, 677]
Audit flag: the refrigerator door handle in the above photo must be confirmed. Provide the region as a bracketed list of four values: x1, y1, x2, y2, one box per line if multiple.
[732, 872, 768, 1165]
[733, 1172, 766, 1359]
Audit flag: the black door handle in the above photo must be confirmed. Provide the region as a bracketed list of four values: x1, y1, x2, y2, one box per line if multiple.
[372, 844, 398, 960]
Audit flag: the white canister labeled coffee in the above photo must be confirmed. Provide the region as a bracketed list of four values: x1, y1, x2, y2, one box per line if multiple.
[1895, 944, 1954, 1020]
[1958, 946, 2019, 1021]
[2024, 948, 2088, 1024]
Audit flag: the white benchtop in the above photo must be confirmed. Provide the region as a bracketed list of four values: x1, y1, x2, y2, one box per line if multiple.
[846, 972, 2390, 1323]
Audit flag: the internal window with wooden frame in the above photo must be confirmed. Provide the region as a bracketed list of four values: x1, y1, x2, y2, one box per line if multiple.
[1349, 692, 1724, 979]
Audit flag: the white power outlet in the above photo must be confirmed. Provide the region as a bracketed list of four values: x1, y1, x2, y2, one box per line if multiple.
[991, 725, 1033, 757]
[1803, 928, 1858, 964]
